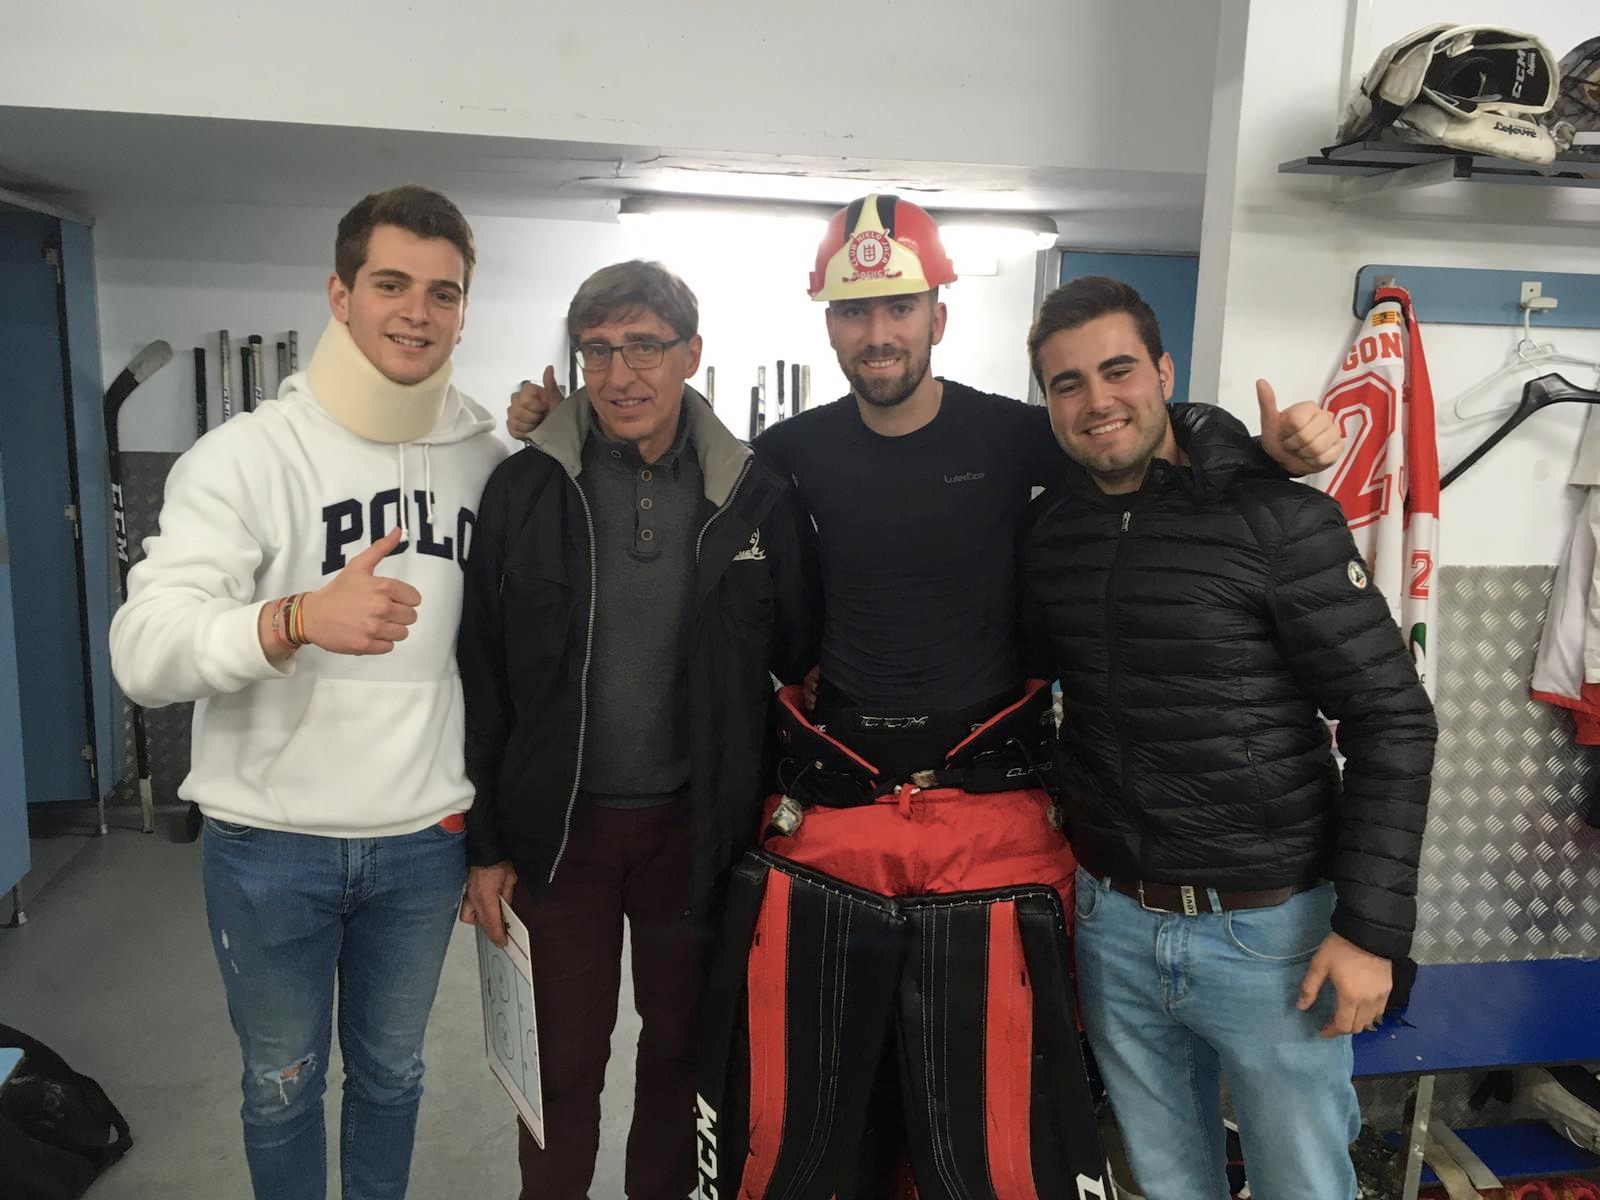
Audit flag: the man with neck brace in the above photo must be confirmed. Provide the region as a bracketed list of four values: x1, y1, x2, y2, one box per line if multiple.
[109, 185, 504, 1200]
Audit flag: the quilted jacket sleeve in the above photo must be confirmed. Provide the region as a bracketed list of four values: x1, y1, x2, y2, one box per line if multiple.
[1255, 485, 1438, 959]
[458, 460, 515, 869]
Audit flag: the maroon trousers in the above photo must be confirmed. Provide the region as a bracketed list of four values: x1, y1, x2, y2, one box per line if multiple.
[510, 802, 712, 1200]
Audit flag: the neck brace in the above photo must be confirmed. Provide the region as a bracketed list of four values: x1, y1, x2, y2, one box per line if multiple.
[305, 317, 453, 444]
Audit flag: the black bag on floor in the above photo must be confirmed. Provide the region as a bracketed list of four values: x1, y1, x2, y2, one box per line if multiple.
[0, 1024, 131, 1200]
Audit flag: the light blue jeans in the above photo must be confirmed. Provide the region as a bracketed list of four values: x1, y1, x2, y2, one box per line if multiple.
[202, 817, 466, 1200]
[1073, 868, 1360, 1200]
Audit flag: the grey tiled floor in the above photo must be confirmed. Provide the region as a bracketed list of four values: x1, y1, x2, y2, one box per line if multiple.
[0, 806, 639, 1199]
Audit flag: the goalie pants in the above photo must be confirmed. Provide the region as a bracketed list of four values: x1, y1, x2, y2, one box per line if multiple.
[696, 788, 1109, 1200]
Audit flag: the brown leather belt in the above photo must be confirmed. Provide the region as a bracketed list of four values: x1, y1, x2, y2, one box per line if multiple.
[1101, 877, 1318, 915]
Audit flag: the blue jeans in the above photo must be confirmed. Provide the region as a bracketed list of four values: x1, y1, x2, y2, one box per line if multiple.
[202, 817, 466, 1200]
[1073, 869, 1359, 1200]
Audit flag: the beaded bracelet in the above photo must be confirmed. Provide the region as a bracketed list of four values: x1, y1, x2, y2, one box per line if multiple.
[269, 595, 295, 653]
[269, 592, 311, 652]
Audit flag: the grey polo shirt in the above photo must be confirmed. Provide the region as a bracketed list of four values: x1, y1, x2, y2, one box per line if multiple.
[577, 414, 703, 808]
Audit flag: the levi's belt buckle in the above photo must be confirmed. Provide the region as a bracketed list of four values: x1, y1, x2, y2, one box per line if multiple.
[1139, 880, 1202, 916]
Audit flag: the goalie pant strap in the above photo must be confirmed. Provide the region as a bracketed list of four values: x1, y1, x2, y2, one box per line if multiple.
[772, 679, 1056, 807]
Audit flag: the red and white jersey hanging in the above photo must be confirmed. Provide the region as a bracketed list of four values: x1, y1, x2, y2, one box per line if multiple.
[1311, 285, 1441, 697]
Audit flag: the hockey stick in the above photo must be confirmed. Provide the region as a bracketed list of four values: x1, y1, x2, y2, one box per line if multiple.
[239, 345, 253, 413]
[192, 348, 207, 440]
[776, 359, 785, 424]
[791, 362, 801, 416]
[104, 340, 174, 834]
[178, 348, 211, 842]
[287, 329, 299, 373]
[276, 341, 289, 392]
[218, 331, 233, 420]
[248, 335, 265, 409]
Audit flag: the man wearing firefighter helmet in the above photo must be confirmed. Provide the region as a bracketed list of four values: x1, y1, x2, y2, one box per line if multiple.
[506, 193, 1341, 1198]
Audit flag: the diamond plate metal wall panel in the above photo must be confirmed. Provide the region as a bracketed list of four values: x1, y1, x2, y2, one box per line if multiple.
[1357, 564, 1600, 1130]
[1417, 565, 1600, 965]
[109, 451, 192, 809]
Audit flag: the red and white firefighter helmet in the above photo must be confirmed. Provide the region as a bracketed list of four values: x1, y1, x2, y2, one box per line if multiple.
[807, 194, 956, 302]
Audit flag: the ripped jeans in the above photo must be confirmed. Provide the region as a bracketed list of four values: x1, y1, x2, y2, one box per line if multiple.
[202, 817, 466, 1200]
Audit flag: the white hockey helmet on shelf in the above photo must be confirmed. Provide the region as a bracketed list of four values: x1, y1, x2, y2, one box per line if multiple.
[1335, 23, 1560, 165]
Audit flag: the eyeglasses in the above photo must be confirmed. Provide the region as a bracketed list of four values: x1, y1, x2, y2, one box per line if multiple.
[574, 337, 686, 372]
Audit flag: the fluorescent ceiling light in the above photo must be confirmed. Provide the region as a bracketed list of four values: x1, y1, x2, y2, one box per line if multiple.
[618, 195, 832, 224]
[616, 194, 1059, 258]
[943, 223, 1061, 255]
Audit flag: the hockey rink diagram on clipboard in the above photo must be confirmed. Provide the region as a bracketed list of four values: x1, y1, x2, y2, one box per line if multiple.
[476, 898, 544, 1147]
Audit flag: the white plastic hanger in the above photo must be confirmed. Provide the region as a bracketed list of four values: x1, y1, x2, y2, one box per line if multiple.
[1449, 302, 1600, 423]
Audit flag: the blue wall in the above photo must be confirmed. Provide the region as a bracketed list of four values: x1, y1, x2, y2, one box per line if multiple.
[1059, 251, 1200, 403]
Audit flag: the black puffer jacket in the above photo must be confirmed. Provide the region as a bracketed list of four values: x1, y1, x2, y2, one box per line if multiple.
[459, 388, 818, 913]
[1019, 404, 1436, 958]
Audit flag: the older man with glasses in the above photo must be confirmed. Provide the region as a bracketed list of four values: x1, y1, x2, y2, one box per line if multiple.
[456, 259, 817, 1200]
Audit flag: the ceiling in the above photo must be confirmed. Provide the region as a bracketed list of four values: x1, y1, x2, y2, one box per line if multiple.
[0, 107, 1207, 250]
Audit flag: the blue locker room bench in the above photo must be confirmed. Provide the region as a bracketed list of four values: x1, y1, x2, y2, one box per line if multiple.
[1354, 958, 1600, 1196]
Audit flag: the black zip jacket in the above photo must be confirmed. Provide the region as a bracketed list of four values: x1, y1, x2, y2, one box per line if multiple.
[1019, 403, 1436, 959]
[459, 387, 819, 912]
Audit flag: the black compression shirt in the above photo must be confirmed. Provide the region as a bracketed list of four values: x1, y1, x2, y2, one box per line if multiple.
[754, 379, 1068, 710]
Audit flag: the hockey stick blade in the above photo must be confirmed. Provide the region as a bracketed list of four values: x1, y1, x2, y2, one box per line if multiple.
[105, 340, 174, 410]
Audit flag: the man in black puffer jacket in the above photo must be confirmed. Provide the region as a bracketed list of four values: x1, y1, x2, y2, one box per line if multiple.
[1019, 276, 1436, 1200]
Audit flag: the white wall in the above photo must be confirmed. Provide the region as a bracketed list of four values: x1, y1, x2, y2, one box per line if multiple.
[2, 1, 1215, 178]
[1195, 0, 1600, 568]
[95, 199, 1042, 453]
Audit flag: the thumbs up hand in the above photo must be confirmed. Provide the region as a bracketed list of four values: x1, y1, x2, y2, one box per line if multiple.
[299, 527, 422, 656]
[506, 365, 564, 441]
[1256, 379, 1344, 477]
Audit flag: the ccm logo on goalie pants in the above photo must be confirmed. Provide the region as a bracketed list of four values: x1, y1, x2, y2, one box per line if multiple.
[695, 1094, 719, 1200]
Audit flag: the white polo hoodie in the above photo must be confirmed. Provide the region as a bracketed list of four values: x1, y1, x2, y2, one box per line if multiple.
[109, 353, 505, 837]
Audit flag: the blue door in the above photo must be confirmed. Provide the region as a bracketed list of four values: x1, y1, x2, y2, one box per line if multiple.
[0, 440, 28, 892]
[59, 220, 115, 798]
[0, 208, 96, 810]
[1060, 251, 1200, 403]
